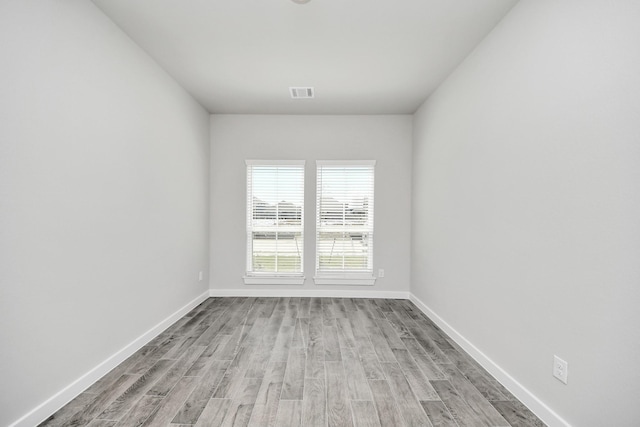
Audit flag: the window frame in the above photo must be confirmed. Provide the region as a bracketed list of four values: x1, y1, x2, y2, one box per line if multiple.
[314, 160, 376, 286]
[243, 160, 306, 285]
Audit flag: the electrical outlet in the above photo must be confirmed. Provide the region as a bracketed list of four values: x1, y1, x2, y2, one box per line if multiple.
[553, 355, 568, 384]
[198, 271, 203, 281]
[378, 269, 385, 278]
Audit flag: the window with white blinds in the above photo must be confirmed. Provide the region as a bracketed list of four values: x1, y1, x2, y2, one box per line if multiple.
[246, 161, 305, 278]
[315, 161, 375, 280]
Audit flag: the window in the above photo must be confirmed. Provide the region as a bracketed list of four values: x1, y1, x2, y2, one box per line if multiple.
[244, 160, 305, 285]
[315, 160, 375, 285]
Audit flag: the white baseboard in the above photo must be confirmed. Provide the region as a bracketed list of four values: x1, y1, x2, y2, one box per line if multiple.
[409, 293, 571, 427]
[209, 288, 409, 299]
[10, 290, 210, 427]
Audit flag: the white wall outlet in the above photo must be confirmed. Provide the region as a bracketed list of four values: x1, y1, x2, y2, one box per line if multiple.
[198, 271, 203, 281]
[378, 269, 385, 278]
[553, 355, 568, 384]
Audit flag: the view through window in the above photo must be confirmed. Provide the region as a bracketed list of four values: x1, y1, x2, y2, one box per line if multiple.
[316, 161, 375, 277]
[246, 161, 305, 275]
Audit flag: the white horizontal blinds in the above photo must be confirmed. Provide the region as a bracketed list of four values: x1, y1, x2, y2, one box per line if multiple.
[316, 161, 375, 276]
[246, 161, 304, 275]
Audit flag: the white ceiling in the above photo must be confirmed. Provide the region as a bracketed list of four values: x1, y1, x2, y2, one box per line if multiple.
[91, 0, 518, 114]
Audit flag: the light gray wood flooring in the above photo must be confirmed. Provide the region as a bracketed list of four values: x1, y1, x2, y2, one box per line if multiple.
[39, 297, 546, 427]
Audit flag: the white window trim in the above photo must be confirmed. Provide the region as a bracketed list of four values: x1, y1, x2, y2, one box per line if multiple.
[245, 160, 305, 285]
[313, 275, 376, 286]
[316, 160, 376, 166]
[315, 160, 376, 285]
[243, 275, 306, 285]
[246, 159, 306, 166]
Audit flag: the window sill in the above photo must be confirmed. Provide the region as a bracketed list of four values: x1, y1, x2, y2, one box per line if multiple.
[313, 276, 376, 286]
[243, 275, 305, 285]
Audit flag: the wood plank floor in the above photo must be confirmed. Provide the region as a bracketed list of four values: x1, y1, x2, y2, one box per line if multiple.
[39, 298, 546, 427]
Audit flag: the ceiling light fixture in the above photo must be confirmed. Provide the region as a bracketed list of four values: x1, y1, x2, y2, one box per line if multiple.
[291, 0, 311, 4]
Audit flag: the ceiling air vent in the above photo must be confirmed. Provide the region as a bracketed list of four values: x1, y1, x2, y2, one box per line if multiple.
[290, 87, 314, 99]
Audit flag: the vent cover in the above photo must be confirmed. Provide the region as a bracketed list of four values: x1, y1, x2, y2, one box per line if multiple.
[290, 87, 314, 99]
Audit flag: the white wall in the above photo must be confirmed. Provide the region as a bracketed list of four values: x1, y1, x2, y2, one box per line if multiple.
[0, 1, 210, 425]
[210, 115, 412, 296]
[411, 1, 640, 426]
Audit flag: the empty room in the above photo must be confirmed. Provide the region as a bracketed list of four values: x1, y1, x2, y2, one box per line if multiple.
[1, 0, 639, 426]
